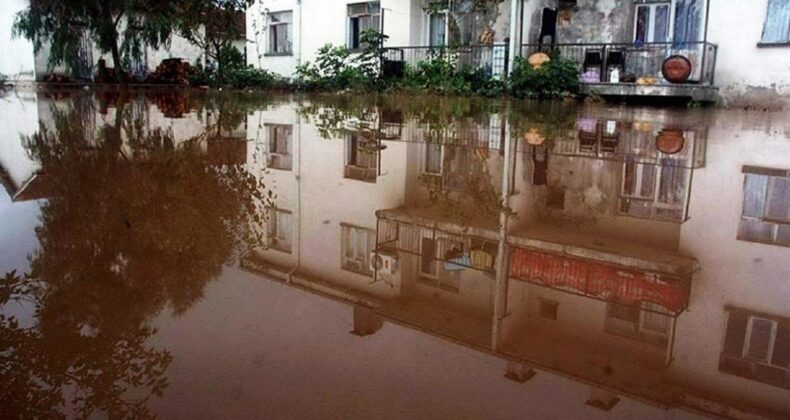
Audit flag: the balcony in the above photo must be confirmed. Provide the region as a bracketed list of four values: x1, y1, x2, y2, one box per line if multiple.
[520, 42, 718, 102]
[382, 44, 509, 80]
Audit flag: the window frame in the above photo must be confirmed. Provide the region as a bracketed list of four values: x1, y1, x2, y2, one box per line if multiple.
[267, 10, 294, 56]
[266, 123, 293, 171]
[738, 167, 790, 247]
[759, 0, 790, 46]
[347, 2, 381, 51]
[605, 301, 671, 347]
[340, 223, 376, 276]
[267, 208, 293, 253]
[632, 1, 672, 44]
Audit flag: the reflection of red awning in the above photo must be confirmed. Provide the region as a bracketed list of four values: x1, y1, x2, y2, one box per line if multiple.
[509, 247, 690, 315]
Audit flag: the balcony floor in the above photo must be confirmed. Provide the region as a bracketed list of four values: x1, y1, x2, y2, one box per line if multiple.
[580, 83, 718, 102]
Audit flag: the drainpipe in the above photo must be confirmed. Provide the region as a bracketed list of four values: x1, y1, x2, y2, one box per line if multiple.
[507, 0, 521, 75]
[296, 0, 303, 69]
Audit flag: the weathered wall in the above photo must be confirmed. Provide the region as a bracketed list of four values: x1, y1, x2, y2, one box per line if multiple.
[706, 0, 790, 109]
[521, 0, 633, 44]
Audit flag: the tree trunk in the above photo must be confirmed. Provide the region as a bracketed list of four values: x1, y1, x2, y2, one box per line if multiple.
[215, 44, 224, 85]
[111, 41, 124, 84]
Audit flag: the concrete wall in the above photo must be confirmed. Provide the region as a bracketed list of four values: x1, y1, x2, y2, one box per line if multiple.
[0, 91, 39, 189]
[0, 0, 36, 82]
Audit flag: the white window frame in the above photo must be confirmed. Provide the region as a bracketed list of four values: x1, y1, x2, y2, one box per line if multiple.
[347, 2, 381, 51]
[633, 1, 672, 43]
[620, 160, 691, 221]
[341, 224, 375, 276]
[605, 301, 671, 346]
[267, 208, 292, 253]
[743, 316, 778, 363]
[764, 176, 790, 224]
[424, 10, 449, 46]
[267, 11, 293, 55]
[266, 123, 293, 170]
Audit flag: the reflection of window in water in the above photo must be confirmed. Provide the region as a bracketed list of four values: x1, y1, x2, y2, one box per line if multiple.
[341, 224, 376, 276]
[345, 132, 378, 182]
[266, 124, 293, 170]
[424, 143, 443, 175]
[267, 208, 292, 253]
[620, 159, 689, 221]
[738, 167, 790, 247]
[605, 301, 670, 347]
[720, 308, 790, 390]
[418, 237, 460, 292]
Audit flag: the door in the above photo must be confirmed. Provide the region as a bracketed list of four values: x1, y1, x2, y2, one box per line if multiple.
[429, 13, 447, 47]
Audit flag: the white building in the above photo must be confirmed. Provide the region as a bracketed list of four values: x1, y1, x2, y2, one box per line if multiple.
[246, 0, 790, 108]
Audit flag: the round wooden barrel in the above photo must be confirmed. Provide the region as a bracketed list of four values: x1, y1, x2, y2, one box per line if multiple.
[656, 129, 685, 154]
[662, 55, 692, 83]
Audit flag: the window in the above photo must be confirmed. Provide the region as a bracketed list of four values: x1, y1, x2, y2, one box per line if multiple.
[761, 0, 790, 44]
[428, 12, 447, 47]
[266, 124, 292, 170]
[341, 224, 376, 275]
[738, 166, 790, 247]
[633, 2, 670, 43]
[268, 11, 293, 55]
[620, 159, 690, 221]
[418, 237, 461, 292]
[348, 2, 381, 50]
[538, 299, 559, 320]
[605, 302, 670, 347]
[344, 132, 378, 182]
[267, 209, 292, 253]
[720, 308, 790, 390]
[424, 143, 443, 175]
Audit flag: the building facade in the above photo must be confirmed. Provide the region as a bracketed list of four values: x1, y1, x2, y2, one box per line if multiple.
[246, 0, 790, 108]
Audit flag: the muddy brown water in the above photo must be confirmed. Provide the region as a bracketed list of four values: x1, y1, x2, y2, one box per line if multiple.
[1, 89, 789, 419]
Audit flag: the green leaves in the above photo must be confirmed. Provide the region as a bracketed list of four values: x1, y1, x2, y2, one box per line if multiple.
[508, 56, 580, 99]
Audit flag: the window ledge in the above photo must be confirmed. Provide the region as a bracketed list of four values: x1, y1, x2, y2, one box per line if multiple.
[264, 52, 294, 57]
[757, 42, 790, 48]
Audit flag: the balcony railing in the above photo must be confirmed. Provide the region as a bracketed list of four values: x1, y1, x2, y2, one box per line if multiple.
[382, 44, 509, 79]
[519, 41, 717, 86]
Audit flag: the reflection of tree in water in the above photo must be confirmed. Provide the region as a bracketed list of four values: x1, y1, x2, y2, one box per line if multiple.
[0, 99, 272, 418]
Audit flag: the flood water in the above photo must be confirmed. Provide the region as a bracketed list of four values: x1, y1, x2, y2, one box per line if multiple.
[1, 89, 789, 419]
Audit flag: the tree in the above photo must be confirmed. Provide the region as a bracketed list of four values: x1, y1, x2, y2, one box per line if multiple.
[178, 0, 253, 85]
[13, 0, 178, 81]
[0, 94, 273, 418]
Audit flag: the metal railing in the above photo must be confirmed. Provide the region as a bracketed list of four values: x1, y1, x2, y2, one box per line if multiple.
[382, 44, 509, 79]
[519, 41, 717, 86]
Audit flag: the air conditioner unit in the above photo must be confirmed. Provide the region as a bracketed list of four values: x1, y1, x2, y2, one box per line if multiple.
[370, 251, 398, 274]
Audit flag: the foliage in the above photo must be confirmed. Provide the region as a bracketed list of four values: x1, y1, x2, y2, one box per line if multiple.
[221, 44, 246, 71]
[399, 54, 505, 97]
[225, 67, 285, 89]
[12, 0, 178, 79]
[0, 94, 274, 418]
[295, 29, 387, 90]
[178, 0, 253, 84]
[508, 56, 580, 99]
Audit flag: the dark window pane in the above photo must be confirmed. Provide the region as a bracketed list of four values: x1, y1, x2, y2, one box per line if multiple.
[635, 6, 649, 43]
[747, 318, 774, 362]
[772, 322, 790, 367]
[722, 310, 748, 357]
[765, 177, 790, 222]
[738, 219, 775, 242]
[743, 174, 769, 218]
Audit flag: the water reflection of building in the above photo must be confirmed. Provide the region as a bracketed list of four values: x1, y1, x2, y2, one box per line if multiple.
[243, 102, 790, 419]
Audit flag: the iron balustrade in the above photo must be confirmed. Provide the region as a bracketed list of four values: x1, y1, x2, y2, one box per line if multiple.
[519, 41, 717, 86]
[382, 44, 509, 79]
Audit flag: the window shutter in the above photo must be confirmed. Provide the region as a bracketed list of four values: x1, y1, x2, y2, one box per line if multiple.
[762, 0, 790, 43]
[747, 318, 774, 362]
[722, 310, 748, 357]
[772, 322, 790, 367]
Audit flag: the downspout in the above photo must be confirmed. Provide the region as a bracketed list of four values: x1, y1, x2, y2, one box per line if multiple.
[507, 0, 521, 75]
[296, 0, 303, 68]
